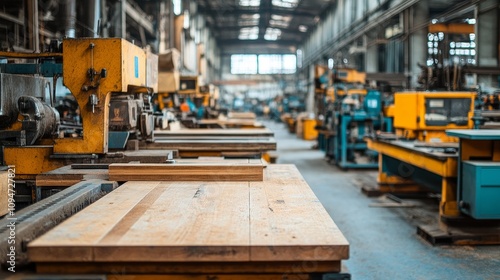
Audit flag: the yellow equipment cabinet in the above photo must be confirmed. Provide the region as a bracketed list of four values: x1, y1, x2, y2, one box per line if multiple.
[394, 91, 476, 142]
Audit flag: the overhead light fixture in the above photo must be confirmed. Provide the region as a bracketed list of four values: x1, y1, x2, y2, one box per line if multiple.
[272, 0, 299, 8]
[264, 28, 281, 41]
[239, 0, 261, 6]
[298, 25, 308, 32]
[466, 18, 476, 24]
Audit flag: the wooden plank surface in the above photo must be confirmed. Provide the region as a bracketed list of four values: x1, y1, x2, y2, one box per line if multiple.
[249, 165, 349, 261]
[29, 181, 250, 262]
[227, 112, 257, 119]
[154, 128, 273, 137]
[29, 165, 349, 267]
[36, 165, 108, 187]
[197, 119, 264, 128]
[108, 159, 264, 181]
[145, 138, 277, 152]
[0, 170, 9, 216]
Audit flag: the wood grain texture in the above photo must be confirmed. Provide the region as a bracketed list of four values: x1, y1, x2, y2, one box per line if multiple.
[0, 170, 9, 216]
[29, 181, 250, 262]
[249, 165, 349, 261]
[154, 128, 273, 137]
[145, 138, 277, 152]
[108, 160, 264, 181]
[29, 165, 349, 268]
[36, 165, 109, 187]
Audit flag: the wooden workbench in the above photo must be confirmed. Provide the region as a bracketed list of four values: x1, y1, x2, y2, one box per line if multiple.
[28, 165, 349, 278]
[144, 138, 277, 158]
[197, 119, 264, 128]
[153, 128, 274, 140]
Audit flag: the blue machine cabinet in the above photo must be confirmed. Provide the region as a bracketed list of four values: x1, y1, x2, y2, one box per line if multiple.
[446, 129, 500, 219]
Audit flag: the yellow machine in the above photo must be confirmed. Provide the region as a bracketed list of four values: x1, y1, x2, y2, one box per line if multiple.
[2, 38, 158, 180]
[366, 91, 478, 219]
[393, 91, 476, 142]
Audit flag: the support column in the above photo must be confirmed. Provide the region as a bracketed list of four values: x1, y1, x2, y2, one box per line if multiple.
[408, 0, 429, 88]
[476, 0, 500, 88]
[365, 37, 378, 73]
[24, 0, 39, 52]
[306, 65, 315, 113]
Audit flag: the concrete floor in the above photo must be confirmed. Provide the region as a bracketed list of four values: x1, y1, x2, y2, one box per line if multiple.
[265, 120, 500, 280]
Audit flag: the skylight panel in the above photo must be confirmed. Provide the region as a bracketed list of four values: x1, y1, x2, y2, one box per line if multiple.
[239, 0, 261, 7]
[272, 0, 299, 8]
[264, 28, 282, 41]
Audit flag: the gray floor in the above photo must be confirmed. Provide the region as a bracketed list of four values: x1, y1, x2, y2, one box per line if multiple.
[265, 120, 500, 280]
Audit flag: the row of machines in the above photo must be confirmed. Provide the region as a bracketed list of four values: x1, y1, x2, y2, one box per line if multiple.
[315, 63, 500, 225]
[315, 67, 392, 169]
[366, 64, 500, 224]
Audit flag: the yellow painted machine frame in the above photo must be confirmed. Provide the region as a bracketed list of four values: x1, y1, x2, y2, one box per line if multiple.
[366, 139, 459, 217]
[4, 38, 155, 178]
[393, 91, 476, 142]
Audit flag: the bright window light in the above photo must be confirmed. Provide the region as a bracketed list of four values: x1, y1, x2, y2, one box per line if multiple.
[239, 14, 260, 26]
[298, 25, 308, 32]
[264, 28, 281, 41]
[269, 14, 292, 28]
[258, 54, 296, 74]
[239, 0, 261, 6]
[272, 0, 299, 8]
[231, 55, 258, 74]
[239, 26, 259, 40]
[173, 0, 182, 15]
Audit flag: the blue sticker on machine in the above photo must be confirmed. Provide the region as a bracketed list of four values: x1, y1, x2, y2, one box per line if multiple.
[134, 56, 139, 78]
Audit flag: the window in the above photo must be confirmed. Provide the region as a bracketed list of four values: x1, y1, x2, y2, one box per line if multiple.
[231, 54, 297, 74]
[239, 0, 260, 6]
[272, 0, 299, 8]
[231, 55, 258, 74]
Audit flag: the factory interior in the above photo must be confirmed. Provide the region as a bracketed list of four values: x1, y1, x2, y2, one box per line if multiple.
[0, 0, 500, 279]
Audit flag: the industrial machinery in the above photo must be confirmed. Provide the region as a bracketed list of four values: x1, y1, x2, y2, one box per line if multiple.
[322, 68, 392, 169]
[365, 84, 484, 221]
[447, 129, 500, 220]
[0, 38, 168, 204]
[393, 91, 476, 142]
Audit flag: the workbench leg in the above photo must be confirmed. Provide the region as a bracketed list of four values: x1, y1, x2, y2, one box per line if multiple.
[440, 177, 460, 218]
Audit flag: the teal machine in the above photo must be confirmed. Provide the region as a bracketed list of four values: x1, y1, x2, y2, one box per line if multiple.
[447, 130, 500, 219]
[325, 88, 392, 169]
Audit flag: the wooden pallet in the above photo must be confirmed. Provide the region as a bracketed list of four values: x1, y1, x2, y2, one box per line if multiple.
[108, 159, 265, 181]
[28, 165, 349, 274]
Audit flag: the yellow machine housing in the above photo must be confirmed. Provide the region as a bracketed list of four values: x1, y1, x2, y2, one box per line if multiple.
[4, 38, 156, 177]
[335, 68, 366, 84]
[394, 91, 475, 142]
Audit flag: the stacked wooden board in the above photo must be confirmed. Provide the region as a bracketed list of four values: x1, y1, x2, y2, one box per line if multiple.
[109, 159, 265, 181]
[145, 138, 276, 158]
[153, 128, 274, 140]
[36, 159, 265, 187]
[28, 165, 349, 277]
